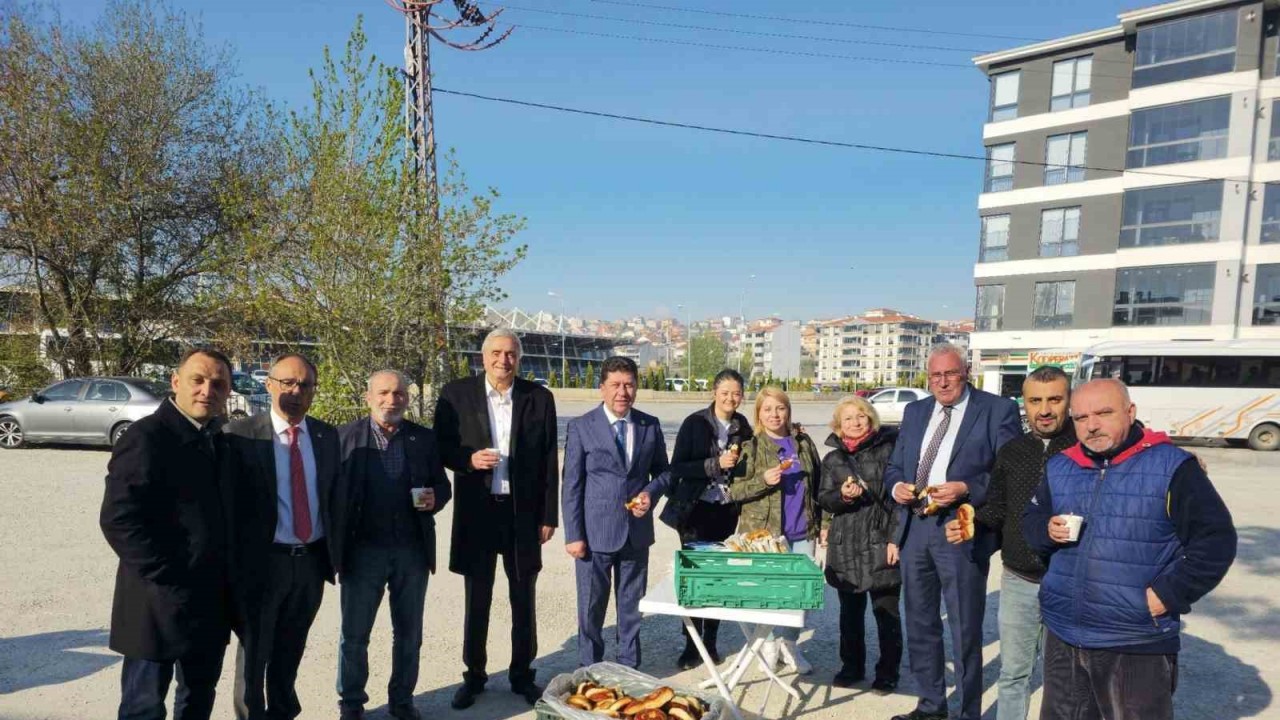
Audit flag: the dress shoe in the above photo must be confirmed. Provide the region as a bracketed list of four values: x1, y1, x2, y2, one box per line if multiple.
[451, 684, 484, 710]
[831, 668, 864, 688]
[511, 681, 543, 706]
[338, 706, 364, 720]
[677, 646, 701, 670]
[388, 704, 421, 720]
[889, 710, 947, 720]
[870, 677, 898, 695]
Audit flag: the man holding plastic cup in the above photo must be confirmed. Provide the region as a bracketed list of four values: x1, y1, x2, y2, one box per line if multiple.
[1021, 378, 1237, 720]
[331, 370, 452, 720]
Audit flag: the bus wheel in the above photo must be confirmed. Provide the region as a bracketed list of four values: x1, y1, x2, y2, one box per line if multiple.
[1247, 423, 1280, 451]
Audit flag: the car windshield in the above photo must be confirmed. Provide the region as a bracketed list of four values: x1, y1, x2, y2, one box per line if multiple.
[131, 380, 172, 399]
[233, 376, 266, 395]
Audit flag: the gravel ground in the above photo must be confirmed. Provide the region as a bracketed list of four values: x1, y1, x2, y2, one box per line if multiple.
[0, 401, 1274, 719]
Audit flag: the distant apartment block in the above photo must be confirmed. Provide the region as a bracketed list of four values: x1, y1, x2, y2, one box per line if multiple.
[743, 319, 803, 379]
[816, 309, 940, 385]
[972, 0, 1280, 394]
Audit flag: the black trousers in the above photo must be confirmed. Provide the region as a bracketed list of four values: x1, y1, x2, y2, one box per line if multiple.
[837, 585, 903, 682]
[118, 647, 225, 720]
[233, 546, 327, 720]
[1040, 629, 1177, 720]
[461, 497, 538, 689]
[679, 501, 739, 652]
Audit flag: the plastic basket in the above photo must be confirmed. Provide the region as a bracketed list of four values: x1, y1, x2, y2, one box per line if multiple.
[534, 700, 561, 720]
[674, 550, 825, 610]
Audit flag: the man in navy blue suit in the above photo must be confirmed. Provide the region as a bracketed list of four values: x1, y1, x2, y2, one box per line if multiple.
[885, 344, 1021, 720]
[562, 355, 672, 669]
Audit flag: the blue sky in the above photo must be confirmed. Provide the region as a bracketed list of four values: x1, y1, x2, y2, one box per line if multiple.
[58, 0, 1128, 323]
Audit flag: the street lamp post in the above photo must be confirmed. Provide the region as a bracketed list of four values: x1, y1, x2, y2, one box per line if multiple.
[737, 274, 757, 374]
[548, 290, 565, 386]
[678, 303, 692, 384]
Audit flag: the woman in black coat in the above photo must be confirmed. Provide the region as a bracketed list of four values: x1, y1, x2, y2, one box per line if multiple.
[658, 369, 753, 669]
[817, 395, 903, 692]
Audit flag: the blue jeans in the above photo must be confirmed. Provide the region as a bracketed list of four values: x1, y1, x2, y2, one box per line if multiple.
[337, 543, 429, 710]
[996, 569, 1043, 720]
[776, 539, 813, 643]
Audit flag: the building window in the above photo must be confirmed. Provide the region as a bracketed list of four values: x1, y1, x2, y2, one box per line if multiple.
[976, 285, 1005, 331]
[1133, 9, 1238, 88]
[1040, 207, 1081, 257]
[1263, 185, 1280, 244]
[1113, 263, 1215, 326]
[1034, 281, 1076, 328]
[990, 71, 1020, 121]
[1050, 56, 1092, 111]
[1127, 96, 1230, 168]
[980, 214, 1010, 262]
[1254, 264, 1280, 325]
[1044, 132, 1086, 185]
[1119, 181, 1223, 248]
[1270, 100, 1280, 162]
[986, 143, 1015, 192]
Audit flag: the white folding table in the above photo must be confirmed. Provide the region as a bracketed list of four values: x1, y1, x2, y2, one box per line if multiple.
[639, 572, 806, 720]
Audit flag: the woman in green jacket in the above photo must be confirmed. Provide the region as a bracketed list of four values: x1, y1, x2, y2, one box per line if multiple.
[730, 385, 822, 674]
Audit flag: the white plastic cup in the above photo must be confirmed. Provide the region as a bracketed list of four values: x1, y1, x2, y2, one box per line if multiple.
[411, 487, 432, 510]
[1062, 513, 1084, 542]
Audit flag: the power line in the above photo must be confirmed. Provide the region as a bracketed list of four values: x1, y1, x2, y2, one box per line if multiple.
[433, 86, 1280, 187]
[502, 22, 1265, 92]
[586, 0, 1048, 43]
[495, 4, 993, 53]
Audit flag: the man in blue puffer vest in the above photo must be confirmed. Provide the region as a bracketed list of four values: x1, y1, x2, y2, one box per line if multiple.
[1022, 379, 1236, 720]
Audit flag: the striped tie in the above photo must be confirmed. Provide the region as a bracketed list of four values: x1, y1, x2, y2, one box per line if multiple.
[913, 405, 953, 515]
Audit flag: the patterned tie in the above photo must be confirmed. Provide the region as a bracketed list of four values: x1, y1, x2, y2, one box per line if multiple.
[913, 405, 953, 515]
[287, 426, 312, 543]
[614, 419, 627, 464]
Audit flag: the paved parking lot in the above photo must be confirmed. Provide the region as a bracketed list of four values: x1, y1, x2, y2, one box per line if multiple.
[0, 404, 1274, 719]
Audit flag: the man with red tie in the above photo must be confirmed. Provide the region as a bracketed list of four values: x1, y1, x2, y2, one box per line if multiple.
[225, 353, 340, 720]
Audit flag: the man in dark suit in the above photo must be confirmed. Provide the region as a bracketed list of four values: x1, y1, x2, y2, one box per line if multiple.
[225, 352, 340, 720]
[332, 369, 452, 720]
[885, 343, 1020, 720]
[562, 355, 672, 670]
[100, 347, 235, 720]
[434, 328, 559, 709]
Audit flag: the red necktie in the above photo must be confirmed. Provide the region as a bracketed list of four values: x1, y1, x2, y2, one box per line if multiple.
[287, 426, 312, 543]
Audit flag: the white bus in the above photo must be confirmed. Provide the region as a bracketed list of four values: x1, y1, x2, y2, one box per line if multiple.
[1074, 339, 1280, 450]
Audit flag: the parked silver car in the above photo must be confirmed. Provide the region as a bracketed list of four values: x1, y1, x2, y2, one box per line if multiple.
[0, 377, 171, 449]
[867, 386, 932, 425]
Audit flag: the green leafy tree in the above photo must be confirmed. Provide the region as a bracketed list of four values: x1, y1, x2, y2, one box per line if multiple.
[688, 332, 728, 380]
[584, 362, 596, 389]
[233, 19, 525, 421]
[0, 1, 277, 376]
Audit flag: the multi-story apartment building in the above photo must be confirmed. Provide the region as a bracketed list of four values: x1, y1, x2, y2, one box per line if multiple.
[815, 309, 939, 386]
[971, 0, 1280, 394]
[742, 319, 803, 379]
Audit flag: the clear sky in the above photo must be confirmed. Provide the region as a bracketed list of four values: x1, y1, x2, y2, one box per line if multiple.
[55, 0, 1128, 323]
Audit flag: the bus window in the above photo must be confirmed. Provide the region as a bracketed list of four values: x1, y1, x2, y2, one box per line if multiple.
[1123, 356, 1157, 386]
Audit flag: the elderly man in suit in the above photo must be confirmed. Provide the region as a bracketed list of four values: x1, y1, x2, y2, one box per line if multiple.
[885, 343, 1020, 720]
[563, 355, 672, 669]
[332, 369, 452, 720]
[101, 347, 235, 720]
[225, 352, 340, 720]
[434, 328, 559, 710]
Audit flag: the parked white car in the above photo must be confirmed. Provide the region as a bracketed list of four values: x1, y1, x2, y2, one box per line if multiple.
[867, 387, 931, 425]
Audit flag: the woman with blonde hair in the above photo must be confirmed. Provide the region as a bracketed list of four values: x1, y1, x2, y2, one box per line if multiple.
[817, 395, 902, 692]
[729, 385, 822, 674]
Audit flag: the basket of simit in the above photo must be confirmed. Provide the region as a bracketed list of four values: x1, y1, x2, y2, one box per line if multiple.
[674, 541, 825, 611]
[540, 662, 729, 720]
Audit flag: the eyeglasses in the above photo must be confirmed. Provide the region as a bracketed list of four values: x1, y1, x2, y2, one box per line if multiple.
[928, 370, 965, 383]
[269, 377, 316, 391]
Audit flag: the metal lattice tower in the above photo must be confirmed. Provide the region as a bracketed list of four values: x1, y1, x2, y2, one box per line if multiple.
[386, 0, 511, 389]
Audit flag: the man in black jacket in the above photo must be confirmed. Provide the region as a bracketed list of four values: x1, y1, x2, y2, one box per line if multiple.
[332, 370, 452, 720]
[100, 347, 235, 720]
[225, 353, 340, 720]
[947, 365, 1073, 720]
[433, 328, 559, 709]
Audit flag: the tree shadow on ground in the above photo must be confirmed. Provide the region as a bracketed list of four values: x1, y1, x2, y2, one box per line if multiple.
[1173, 633, 1271, 719]
[0, 628, 117, 694]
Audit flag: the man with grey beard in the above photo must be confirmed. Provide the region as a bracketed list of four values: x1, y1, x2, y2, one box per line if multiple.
[331, 370, 452, 720]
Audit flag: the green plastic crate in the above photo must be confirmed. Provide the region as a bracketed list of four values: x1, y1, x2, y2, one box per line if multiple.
[674, 550, 825, 610]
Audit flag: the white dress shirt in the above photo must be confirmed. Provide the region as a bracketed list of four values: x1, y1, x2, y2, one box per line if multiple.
[270, 410, 324, 543]
[485, 378, 514, 495]
[920, 387, 970, 487]
[602, 405, 635, 466]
